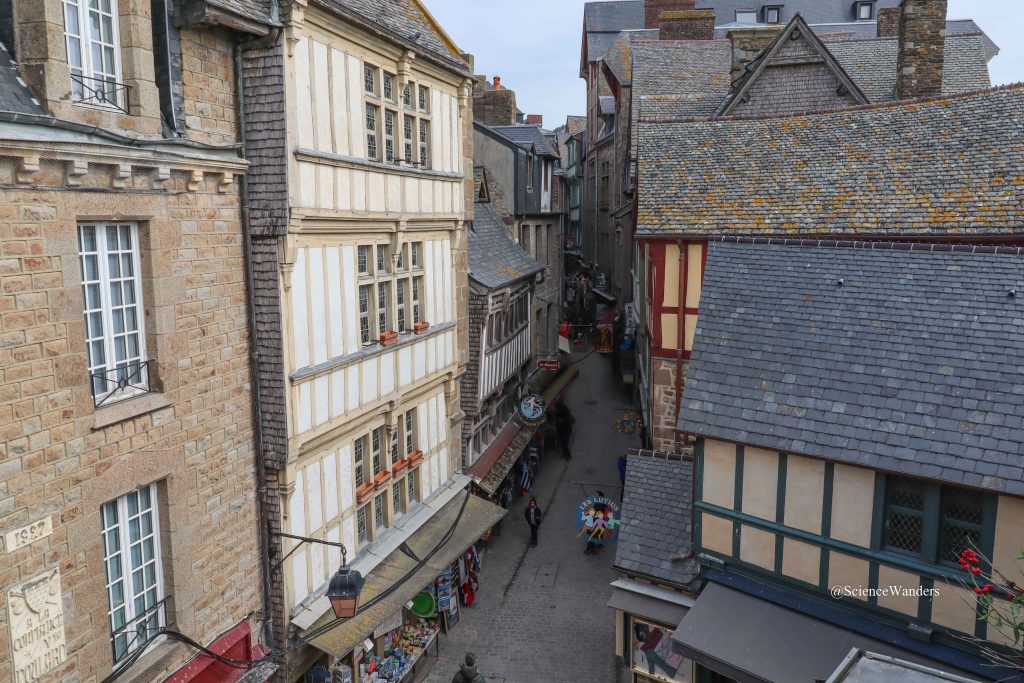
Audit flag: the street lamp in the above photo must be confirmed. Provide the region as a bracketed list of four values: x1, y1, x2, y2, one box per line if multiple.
[271, 531, 364, 618]
[327, 567, 366, 618]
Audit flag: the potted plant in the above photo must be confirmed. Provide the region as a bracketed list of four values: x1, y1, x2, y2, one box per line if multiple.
[379, 331, 399, 347]
[413, 321, 430, 335]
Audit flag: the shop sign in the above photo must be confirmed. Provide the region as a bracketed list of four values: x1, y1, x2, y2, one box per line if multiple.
[575, 496, 621, 547]
[7, 568, 66, 683]
[538, 360, 560, 371]
[518, 393, 546, 424]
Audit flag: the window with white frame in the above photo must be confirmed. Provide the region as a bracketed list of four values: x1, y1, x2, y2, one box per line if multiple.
[392, 479, 403, 516]
[404, 409, 417, 456]
[354, 435, 367, 486]
[764, 5, 782, 23]
[356, 241, 426, 345]
[78, 223, 149, 406]
[364, 64, 379, 96]
[63, 0, 126, 110]
[371, 426, 384, 475]
[407, 468, 419, 504]
[857, 1, 874, 20]
[383, 72, 395, 101]
[366, 103, 381, 161]
[403, 115, 415, 162]
[418, 120, 430, 169]
[367, 69, 431, 167]
[384, 110, 396, 163]
[101, 483, 164, 663]
[418, 85, 430, 112]
[374, 492, 386, 530]
[736, 9, 757, 22]
[357, 504, 368, 542]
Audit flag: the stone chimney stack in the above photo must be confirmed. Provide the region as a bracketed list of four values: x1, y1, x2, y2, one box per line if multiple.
[645, 0, 694, 29]
[472, 76, 517, 125]
[895, 0, 947, 100]
[727, 26, 783, 82]
[526, 114, 543, 125]
[659, 9, 716, 40]
[877, 7, 900, 37]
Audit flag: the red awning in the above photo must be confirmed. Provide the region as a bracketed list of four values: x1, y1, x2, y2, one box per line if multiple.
[164, 621, 272, 683]
[470, 420, 521, 482]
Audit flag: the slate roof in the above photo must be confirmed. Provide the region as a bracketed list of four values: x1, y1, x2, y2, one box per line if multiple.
[635, 85, 1024, 237]
[468, 202, 542, 289]
[826, 33, 991, 103]
[0, 41, 46, 116]
[614, 450, 699, 586]
[310, 0, 468, 75]
[604, 29, 659, 86]
[488, 124, 558, 157]
[680, 240, 1024, 496]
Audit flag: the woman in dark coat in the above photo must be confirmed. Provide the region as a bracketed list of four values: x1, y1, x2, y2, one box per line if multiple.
[524, 498, 543, 546]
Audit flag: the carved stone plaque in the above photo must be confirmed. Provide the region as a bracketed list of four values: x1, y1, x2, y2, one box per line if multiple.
[7, 568, 66, 683]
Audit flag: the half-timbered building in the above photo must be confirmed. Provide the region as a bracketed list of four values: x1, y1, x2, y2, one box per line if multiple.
[238, 0, 501, 678]
[675, 240, 1024, 682]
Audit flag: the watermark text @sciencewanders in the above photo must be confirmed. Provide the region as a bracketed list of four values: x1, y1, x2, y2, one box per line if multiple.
[831, 585, 940, 599]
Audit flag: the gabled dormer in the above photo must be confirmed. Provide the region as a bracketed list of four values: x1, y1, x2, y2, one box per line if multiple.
[718, 13, 868, 117]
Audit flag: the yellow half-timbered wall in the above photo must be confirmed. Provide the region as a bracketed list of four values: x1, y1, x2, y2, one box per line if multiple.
[696, 437, 1024, 646]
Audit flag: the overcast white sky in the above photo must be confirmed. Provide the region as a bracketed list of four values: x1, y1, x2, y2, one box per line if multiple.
[422, 0, 1022, 127]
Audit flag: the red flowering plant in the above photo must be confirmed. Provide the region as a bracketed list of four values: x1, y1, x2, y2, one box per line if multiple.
[957, 547, 1024, 671]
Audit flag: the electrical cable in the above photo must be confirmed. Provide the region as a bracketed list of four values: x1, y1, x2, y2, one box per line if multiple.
[100, 489, 475, 682]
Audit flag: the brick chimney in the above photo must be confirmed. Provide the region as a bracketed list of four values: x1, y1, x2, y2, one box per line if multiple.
[659, 9, 716, 40]
[877, 7, 900, 37]
[645, 0, 694, 29]
[895, 0, 947, 100]
[526, 114, 543, 125]
[493, 75, 501, 90]
[727, 26, 783, 82]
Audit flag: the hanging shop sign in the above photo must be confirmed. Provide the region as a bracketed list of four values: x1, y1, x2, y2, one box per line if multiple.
[575, 496, 621, 547]
[538, 360, 560, 371]
[7, 568, 66, 683]
[518, 393, 546, 424]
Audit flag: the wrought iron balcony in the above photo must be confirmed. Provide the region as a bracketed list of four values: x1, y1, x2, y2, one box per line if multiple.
[71, 73, 131, 114]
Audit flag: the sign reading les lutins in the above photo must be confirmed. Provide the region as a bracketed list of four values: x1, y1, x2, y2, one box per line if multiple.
[7, 568, 66, 683]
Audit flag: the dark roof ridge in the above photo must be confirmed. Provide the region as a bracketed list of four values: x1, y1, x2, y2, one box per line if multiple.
[626, 447, 693, 462]
[633, 38, 728, 44]
[712, 236, 1024, 256]
[641, 82, 1024, 124]
[822, 31, 984, 44]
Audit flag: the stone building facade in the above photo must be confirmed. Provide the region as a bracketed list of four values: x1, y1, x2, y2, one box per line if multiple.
[0, 1, 274, 681]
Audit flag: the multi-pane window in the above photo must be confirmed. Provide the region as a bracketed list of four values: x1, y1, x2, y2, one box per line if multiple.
[364, 64, 378, 95]
[357, 505, 368, 543]
[78, 223, 148, 406]
[384, 110, 396, 163]
[407, 469, 419, 504]
[418, 85, 429, 112]
[882, 476, 991, 566]
[392, 480, 403, 516]
[354, 436, 366, 486]
[376, 283, 390, 335]
[366, 104, 380, 161]
[411, 242, 421, 268]
[390, 431, 400, 466]
[101, 484, 163, 663]
[374, 493, 386, 530]
[359, 285, 371, 345]
[358, 245, 370, 274]
[63, 0, 123, 108]
[383, 73, 395, 101]
[404, 409, 416, 455]
[412, 276, 423, 324]
[371, 427, 384, 475]
[488, 291, 530, 346]
[403, 115, 415, 163]
[403, 83, 413, 108]
[419, 120, 430, 168]
[376, 245, 389, 273]
[396, 280, 408, 332]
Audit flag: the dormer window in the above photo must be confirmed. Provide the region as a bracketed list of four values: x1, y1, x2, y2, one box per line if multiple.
[735, 9, 758, 23]
[855, 1, 874, 20]
[63, 0, 127, 111]
[764, 5, 782, 23]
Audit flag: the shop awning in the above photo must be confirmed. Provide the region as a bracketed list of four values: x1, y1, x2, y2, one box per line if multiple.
[302, 492, 506, 659]
[541, 365, 579, 406]
[606, 578, 693, 627]
[469, 420, 521, 484]
[672, 583, 980, 683]
[476, 425, 537, 495]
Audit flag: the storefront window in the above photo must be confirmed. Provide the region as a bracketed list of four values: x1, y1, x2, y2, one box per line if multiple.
[631, 617, 692, 682]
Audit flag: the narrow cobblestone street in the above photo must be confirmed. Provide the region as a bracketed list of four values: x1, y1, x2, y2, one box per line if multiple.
[423, 352, 639, 683]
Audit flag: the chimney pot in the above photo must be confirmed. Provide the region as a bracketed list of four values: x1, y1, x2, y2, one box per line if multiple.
[493, 75, 501, 90]
[526, 114, 543, 125]
[895, 0, 947, 100]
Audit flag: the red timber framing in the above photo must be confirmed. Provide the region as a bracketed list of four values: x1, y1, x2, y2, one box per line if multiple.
[645, 237, 707, 360]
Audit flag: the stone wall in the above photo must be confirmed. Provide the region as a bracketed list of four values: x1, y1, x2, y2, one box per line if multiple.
[0, 166, 261, 682]
[181, 25, 239, 144]
[659, 9, 715, 41]
[896, 0, 947, 100]
[650, 356, 688, 451]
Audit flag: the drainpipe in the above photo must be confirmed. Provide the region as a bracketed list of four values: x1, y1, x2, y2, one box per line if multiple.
[233, 14, 282, 656]
[674, 242, 685, 451]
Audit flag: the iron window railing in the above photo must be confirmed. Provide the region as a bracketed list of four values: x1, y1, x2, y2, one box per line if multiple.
[91, 359, 152, 408]
[71, 73, 130, 113]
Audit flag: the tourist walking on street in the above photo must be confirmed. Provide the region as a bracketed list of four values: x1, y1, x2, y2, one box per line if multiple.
[524, 498, 543, 546]
[451, 653, 483, 683]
